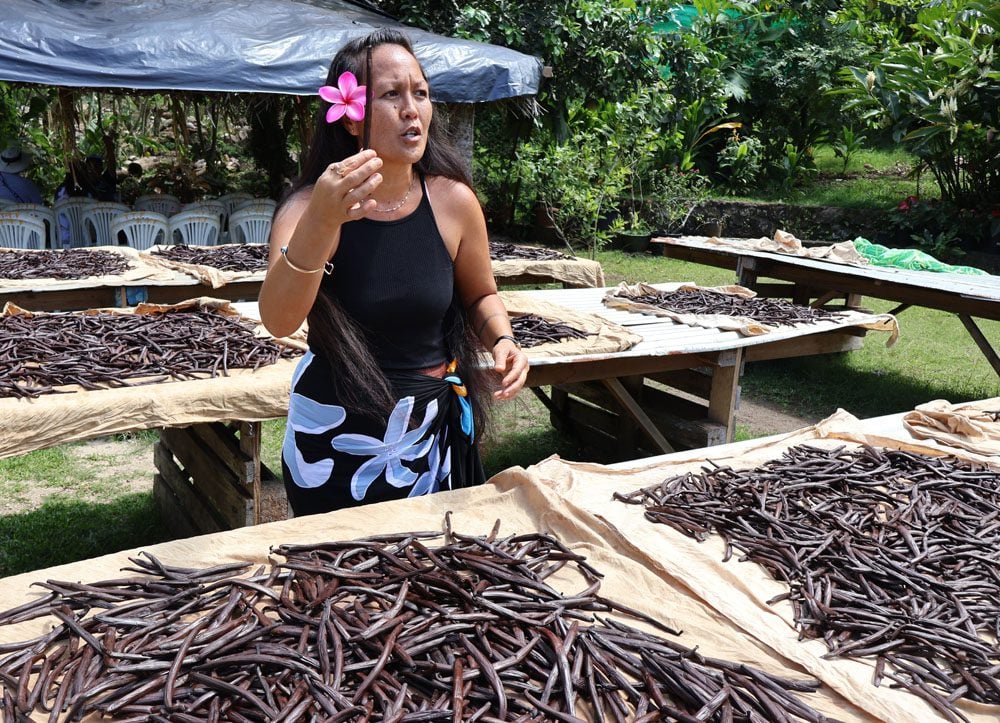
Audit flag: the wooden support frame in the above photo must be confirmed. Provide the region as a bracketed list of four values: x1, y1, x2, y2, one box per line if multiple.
[657, 237, 1000, 376]
[152, 421, 287, 536]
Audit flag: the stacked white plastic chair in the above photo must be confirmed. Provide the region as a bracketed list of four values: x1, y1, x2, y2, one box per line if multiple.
[168, 210, 220, 246]
[3, 203, 57, 248]
[181, 200, 226, 230]
[218, 191, 254, 220]
[0, 211, 46, 250]
[110, 211, 169, 251]
[53, 196, 91, 248]
[134, 193, 181, 218]
[228, 208, 273, 245]
[233, 198, 277, 215]
[81, 201, 130, 246]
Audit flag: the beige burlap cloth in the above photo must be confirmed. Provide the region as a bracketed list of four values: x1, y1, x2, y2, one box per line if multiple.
[141, 243, 267, 288]
[0, 245, 176, 289]
[492, 256, 605, 288]
[0, 298, 303, 458]
[697, 229, 869, 266]
[604, 281, 899, 344]
[1, 470, 874, 722]
[901, 397, 1000, 458]
[525, 408, 1000, 722]
[499, 291, 640, 358]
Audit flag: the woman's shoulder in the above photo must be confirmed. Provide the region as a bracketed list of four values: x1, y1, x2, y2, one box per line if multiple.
[425, 175, 479, 217]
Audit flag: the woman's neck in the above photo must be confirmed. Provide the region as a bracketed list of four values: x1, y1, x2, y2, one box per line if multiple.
[372, 163, 414, 204]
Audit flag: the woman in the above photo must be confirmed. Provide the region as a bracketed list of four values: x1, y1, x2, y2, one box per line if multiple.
[259, 29, 528, 516]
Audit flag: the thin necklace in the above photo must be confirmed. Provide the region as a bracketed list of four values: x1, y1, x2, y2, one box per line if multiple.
[373, 175, 415, 213]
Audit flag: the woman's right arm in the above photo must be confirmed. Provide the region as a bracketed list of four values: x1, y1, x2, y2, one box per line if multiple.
[258, 150, 383, 338]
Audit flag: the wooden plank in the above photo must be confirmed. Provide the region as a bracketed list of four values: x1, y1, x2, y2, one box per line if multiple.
[236, 422, 263, 523]
[601, 377, 674, 454]
[745, 260, 1000, 319]
[527, 352, 720, 387]
[159, 426, 254, 529]
[143, 280, 263, 305]
[192, 422, 254, 483]
[645, 368, 712, 397]
[0, 287, 119, 312]
[743, 330, 864, 362]
[707, 348, 742, 443]
[558, 382, 724, 451]
[960, 314, 1000, 376]
[736, 255, 758, 288]
[153, 441, 225, 536]
[552, 398, 623, 457]
[153, 475, 200, 539]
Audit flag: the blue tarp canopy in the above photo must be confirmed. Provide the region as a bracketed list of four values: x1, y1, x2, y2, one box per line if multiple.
[0, 0, 542, 103]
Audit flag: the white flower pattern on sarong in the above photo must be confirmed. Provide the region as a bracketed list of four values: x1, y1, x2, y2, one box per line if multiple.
[408, 430, 451, 498]
[283, 352, 347, 489]
[331, 395, 438, 501]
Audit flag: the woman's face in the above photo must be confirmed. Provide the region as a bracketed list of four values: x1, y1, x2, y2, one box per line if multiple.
[347, 44, 432, 165]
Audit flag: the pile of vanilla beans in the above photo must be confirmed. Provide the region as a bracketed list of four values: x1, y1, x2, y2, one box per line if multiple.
[153, 244, 269, 272]
[0, 248, 132, 280]
[617, 444, 1000, 721]
[0, 307, 301, 399]
[0, 523, 832, 721]
[489, 241, 574, 262]
[510, 314, 593, 348]
[616, 288, 841, 326]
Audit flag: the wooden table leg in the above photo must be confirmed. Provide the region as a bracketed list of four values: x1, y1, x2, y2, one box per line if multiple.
[736, 256, 758, 289]
[600, 377, 675, 454]
[238, 421, 263, 524]
[960, 314, 1000, 377]
[707, 348, 743, 443]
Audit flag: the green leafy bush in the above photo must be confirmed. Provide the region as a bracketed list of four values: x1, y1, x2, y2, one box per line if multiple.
[716, 132, 763, 193]
[838, 1, 999, 211]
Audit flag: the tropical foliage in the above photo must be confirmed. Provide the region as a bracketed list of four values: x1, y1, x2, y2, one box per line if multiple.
[837, 1, 999, 211]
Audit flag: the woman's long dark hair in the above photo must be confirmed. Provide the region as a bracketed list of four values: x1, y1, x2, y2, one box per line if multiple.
[280, 29, 494, 437]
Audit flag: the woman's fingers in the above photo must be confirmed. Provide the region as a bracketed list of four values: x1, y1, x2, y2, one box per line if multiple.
[493, 348, 528, 399]
[328, 149, 378, 178]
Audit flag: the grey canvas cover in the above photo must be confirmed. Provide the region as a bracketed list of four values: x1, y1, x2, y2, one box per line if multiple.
[0, 0, 542, 102]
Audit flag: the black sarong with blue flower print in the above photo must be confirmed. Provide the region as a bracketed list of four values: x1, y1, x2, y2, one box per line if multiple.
[281, 350, 484, 516]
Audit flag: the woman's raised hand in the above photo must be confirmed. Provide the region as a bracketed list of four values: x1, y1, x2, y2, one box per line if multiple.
[310, 149, 383, 226]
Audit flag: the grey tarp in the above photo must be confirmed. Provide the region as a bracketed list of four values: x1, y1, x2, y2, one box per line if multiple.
[0, 0, 542, 102]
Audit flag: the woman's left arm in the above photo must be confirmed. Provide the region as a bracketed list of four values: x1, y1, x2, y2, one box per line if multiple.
[445, 181, 528, 400]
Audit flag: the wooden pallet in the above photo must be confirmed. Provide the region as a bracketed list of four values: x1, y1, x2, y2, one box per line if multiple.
[153, 421, 287, 537]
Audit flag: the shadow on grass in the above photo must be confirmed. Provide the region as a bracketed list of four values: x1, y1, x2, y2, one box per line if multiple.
[743, 355, 997, 422]
[0, 493, 175, 578]
[480, 417, 630, 478]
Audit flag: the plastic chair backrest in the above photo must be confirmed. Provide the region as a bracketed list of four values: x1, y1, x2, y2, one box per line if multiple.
[134, 194, 181, 217]
[168, 210, 220, 246]
[4, 203, 56, 248]
[218, 192, 254, 218]
[228, 209, 273, 245]
[181, 200, 226, 229]
[53, 196, 92, 248]
[110, 211, 169, 251]
[0, 212, 46, 250]
[81, 202, 130, 246]
[233, 198, 277, 215]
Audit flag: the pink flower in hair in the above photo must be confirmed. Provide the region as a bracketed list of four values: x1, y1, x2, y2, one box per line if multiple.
[318, 72, 366, 123]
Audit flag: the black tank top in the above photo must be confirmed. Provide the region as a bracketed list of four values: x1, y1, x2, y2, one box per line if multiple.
[317, 176, 454, 370]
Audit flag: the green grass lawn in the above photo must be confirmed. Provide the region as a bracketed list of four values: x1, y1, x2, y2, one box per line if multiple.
[717, 145, 939, 209]
[1, 249, 997, 576]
